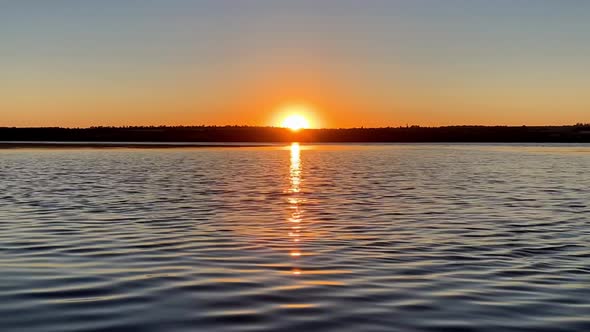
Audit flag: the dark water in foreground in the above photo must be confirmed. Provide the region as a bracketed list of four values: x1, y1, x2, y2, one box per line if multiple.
[1, 143, 589, 332]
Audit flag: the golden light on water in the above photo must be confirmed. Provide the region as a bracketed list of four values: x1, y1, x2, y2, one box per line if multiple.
[288, 142, 303, 274]
[289, 143, 301, 193]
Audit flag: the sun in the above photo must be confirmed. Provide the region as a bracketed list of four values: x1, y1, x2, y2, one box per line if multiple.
[282, 114, 310, 131]
[277, 104, 314, 131]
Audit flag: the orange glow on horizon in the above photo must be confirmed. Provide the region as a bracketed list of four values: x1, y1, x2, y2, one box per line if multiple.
[277, 104, 315, 130]
[282, 114, 309, 131]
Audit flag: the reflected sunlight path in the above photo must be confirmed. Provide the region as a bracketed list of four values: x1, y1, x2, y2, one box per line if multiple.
[288, 143, 303, 275]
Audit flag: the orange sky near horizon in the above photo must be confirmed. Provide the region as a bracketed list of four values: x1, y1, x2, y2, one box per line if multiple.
[3, 59, 588, 128]
[3, 48, 588, 128]
[2, 80, 588, 128]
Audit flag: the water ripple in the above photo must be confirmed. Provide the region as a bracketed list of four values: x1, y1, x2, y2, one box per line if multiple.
[1, 144, 589, 331]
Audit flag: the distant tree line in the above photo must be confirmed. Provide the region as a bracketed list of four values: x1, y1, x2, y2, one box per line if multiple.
[1, 125, 589, 143]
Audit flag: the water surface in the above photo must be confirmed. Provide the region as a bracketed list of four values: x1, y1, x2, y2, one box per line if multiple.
[1, 144, 589, 331]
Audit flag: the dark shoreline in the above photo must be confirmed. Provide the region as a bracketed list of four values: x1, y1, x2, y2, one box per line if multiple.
[1, 125, 590, 144]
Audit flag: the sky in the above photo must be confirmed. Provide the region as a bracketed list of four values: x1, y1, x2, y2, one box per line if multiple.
[1, 0, 589, 128]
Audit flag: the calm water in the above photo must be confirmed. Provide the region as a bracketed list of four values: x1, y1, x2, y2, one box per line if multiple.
[1, 143, 589, 332]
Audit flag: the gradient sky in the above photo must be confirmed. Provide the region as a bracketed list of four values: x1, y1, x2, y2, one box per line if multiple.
[1, 1, 589, 128]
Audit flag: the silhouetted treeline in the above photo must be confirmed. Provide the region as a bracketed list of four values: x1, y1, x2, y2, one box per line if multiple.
[1, 125, 590, 143]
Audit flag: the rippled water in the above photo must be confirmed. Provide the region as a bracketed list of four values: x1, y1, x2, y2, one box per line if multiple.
[1, 143, 589, 332]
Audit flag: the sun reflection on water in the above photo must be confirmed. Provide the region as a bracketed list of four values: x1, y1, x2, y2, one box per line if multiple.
[288, 143, 303, 275]
[289, 143, 301, 193]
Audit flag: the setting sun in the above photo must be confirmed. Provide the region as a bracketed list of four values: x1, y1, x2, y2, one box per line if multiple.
[277, 104, 315, 131]
[282, 114, 309, 131]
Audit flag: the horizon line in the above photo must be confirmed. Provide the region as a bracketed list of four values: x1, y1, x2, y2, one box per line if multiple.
[2, 123, 590, 130]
